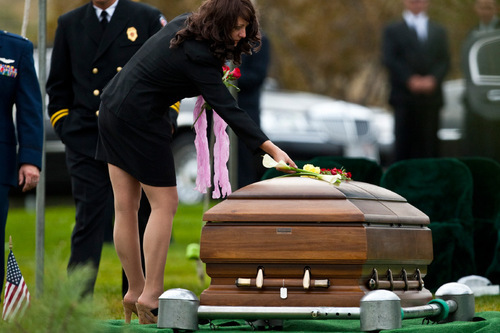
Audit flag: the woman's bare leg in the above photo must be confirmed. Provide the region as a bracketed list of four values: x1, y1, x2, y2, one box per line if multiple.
[137, 183, 178, 309]
[108, 164, 144, 305]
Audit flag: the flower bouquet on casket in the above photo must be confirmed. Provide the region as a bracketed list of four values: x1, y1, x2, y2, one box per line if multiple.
[262, 154, 352, 186]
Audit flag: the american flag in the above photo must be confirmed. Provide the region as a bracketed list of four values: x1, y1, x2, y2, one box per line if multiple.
[2, 250, 30, 321]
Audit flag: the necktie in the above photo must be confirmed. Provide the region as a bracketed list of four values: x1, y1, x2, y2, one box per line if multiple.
[100, 11, 108, 31]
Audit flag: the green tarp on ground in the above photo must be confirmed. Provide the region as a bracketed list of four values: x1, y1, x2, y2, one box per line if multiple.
[98, 311, 500, 332]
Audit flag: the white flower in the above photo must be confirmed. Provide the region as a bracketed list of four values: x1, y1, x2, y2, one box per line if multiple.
[318, 174, 341, 185]
[262, 154, 289, 169]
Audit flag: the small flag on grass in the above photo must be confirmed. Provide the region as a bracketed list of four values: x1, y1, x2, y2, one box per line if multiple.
[2, 238, 30, 321]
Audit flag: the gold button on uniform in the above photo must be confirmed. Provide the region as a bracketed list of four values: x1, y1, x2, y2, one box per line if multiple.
[92, 68, 98, 74]
[116, 67, 122, 72]
[93, 89, 100, 96]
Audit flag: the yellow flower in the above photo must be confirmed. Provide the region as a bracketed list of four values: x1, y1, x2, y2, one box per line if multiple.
[303, 164, 320, 174]
[301, 164, 321, 178]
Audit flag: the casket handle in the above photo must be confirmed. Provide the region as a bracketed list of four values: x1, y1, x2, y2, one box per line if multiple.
[235, 266, 330, 290]
[235, 277, 330, 289]
[303, 267, 311, 290]
[256, 267, 264, 288]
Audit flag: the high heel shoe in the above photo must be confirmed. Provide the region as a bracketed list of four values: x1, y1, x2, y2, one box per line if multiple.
[123, 301, 138, 324]
[136, 302, 158, 324]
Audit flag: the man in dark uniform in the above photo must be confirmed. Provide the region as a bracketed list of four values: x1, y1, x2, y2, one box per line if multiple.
[0, 30, 43, 296]
[237, 33, 270, 188]
[382, 0, 450, 161]
[46, 0, 178, 295]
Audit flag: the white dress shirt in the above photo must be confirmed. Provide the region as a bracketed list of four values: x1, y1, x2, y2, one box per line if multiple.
[93, 0, 119, 22]
[403, 10, 429, 42]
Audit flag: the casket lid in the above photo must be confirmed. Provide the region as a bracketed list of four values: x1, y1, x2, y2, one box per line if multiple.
[228, 177, 403, 200]
[203, 178, 428, 225]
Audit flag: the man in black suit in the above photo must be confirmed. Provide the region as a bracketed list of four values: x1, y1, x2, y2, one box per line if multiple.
[0, 30, 43, 296]
[46, 0, 177, 295]
[382, 0, 450, 162]
[237, 33, 271, 188]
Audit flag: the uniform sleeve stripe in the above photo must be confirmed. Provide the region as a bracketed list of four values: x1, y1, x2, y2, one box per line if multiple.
[170, 102, 180, 113]
[50, 109, 69, 127]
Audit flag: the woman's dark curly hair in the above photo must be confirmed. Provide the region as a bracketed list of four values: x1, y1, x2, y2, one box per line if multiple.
[170, 0, 261, 65]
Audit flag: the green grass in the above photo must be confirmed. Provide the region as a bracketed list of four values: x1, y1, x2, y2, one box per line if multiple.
[3, 197, 500, 325]
[4, 198, 212, 321]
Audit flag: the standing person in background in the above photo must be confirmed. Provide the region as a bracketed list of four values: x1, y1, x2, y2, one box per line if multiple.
[382, 0, 450, 162]
[0, 30, 43, 298]
[472, 0, 500, 35]
[237, 32, 270, 188]
[46, 0, 178, 297]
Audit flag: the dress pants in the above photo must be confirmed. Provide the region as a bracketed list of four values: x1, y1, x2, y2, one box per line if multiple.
[237, 94, 262, 188]
[65, 147, 114, 294]
[464, 105, 500, 162]
[394, 100, 440, 161]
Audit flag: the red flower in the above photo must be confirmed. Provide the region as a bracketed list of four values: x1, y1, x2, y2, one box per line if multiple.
[230, 67, 241, 79]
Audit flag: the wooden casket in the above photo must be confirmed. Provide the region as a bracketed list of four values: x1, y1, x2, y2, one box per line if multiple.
[199, 177, 433, 307]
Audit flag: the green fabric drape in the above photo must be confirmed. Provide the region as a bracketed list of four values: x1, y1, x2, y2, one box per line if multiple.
[380, 158, 476, 291]
[459, 157, 500, 284]
[97, 311, 500, 332]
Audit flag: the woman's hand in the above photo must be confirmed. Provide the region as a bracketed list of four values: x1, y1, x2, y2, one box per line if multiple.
[259, 140, 297, 170]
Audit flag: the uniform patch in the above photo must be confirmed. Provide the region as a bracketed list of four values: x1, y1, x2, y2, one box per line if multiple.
[127, 27, 138, 42]
[0, 64, 17, 78]
[159, 15, 167, 27]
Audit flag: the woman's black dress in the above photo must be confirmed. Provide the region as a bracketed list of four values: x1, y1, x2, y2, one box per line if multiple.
[96, 13, 268, 186]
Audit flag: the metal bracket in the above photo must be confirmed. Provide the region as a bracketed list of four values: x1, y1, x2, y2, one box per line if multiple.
[368, 268, 424, 291]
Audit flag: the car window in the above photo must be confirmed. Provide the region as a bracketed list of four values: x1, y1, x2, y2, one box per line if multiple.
[469, 35, 500, 85]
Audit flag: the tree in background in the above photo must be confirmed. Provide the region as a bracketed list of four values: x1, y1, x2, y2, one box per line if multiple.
[4, 0, 478, 107]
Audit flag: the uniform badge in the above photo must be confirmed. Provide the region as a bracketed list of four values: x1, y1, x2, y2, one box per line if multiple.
[127, 27, 138, 42]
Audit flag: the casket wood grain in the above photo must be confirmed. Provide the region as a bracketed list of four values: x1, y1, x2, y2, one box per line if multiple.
[200, 178, 433, 307]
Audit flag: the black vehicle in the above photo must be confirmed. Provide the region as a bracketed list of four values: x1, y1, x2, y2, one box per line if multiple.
[463, 30, 500, 121]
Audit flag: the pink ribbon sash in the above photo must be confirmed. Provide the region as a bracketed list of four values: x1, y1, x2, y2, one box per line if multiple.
[193, 95, 232, 199]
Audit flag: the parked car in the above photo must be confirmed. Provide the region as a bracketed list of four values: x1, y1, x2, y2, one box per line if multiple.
[173, 89, 380, 203]
[463, 30, 500, 121]
[43, 89, 382, 203]
[439, 79, 465, 143]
